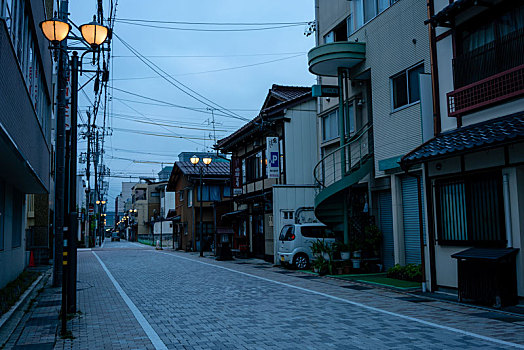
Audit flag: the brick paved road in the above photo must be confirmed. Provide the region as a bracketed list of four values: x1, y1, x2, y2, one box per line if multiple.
[55, 240, 524, 349]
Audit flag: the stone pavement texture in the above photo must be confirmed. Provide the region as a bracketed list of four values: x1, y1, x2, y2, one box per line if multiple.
[3, 240, 524, 349]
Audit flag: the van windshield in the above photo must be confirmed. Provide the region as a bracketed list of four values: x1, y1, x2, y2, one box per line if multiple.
[301, 226, 335, 239]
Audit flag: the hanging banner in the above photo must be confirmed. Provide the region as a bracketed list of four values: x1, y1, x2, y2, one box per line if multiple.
[231, 156, 243, 195]
[266, 136, 279, 179]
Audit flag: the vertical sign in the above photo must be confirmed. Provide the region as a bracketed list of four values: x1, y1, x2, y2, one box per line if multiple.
[65, 69, 71, 130]
[266, 137, 279, 179]
[231, 156, 243, 195]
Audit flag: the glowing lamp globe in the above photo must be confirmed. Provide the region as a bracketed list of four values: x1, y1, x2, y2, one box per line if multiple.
[39, 17, 71, 43]
[190, 156, 200, 165]
[80, 16, 109, 47]
[203, 157, 212, 165]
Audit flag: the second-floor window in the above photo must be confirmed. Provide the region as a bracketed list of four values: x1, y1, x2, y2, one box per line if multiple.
[322, 110, 339, 142]
[197, 185, 221, 202]
[391, 64, 424, 110]
[244, 151, 265, 183]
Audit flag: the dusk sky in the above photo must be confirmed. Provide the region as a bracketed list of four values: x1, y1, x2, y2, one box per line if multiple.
[69, 0, 316, 208]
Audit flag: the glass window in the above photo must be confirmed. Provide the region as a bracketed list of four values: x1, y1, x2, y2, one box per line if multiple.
[151, 192, 160, 197]
[188, 189, 193, 207]
[436, 173, 504, 245]
[354, 0, 364, 29]
[301, 226, 336, 239]
[391, 64, 424, 110]
[135, 189, 146, 201]
[279, 225, 295, 241]
[223, 185, 231, 197]
[322, 110, 339, 142]
[197, 185, 221, 201]
[364, 0, 377, 23]
[324, 31, 334, 44]
[346, 103, 355, 134]
[0, 180, 4, 250]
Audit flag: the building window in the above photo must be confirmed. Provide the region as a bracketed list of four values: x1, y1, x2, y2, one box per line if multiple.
[179, 191, 184, 202]
[345, 102, 356, 135]
[324, 31, 334, 44]
[135, 189, 146, 201]
[197, 185, 221, 202]
[391, 64, 424, 110]
[243, 151, 266, 183]
[223, 185, 231, 198]
[435, 172, 505, 246]
[188, 189, 193, 207]
[322, 110, 339, 142]
[151, 192, 160, 197]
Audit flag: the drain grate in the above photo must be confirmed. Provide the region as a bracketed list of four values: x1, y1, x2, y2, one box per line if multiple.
[397, 297, 435, 303]
[341, 285, 372, 291]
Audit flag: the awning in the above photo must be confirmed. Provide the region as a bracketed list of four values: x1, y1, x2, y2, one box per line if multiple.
[452, 248, 519, 262]
[425, 0, 499, 27]
[221, 210, 247, 220]
[401, 112, 524, 168]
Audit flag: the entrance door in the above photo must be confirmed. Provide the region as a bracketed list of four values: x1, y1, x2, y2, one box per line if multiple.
[252, 214, 265, 258]
[401, 176, 425, 265]
[378, 191, 394, 269]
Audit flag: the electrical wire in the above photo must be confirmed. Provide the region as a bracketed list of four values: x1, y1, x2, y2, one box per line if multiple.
[111, 114, 233, 132]
[114, 18, 309, 26]
[112, 126, 219, 141]
[110, 53, 304, 80]
[115, 20, 305, 32]
[113, 33, 249, 122]
[112, 52, 306, 58]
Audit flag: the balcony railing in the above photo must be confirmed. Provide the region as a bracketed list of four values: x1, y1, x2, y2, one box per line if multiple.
[314, 124, 373, 189]
[447, 64, 524, 117]
[453, 28, 524, 89]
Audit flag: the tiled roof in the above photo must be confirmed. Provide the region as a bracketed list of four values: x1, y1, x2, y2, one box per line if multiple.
[216, 85, 311, 150]
[401, 112, 524, 166]
[269, 84, 311, 102]
[175, 161, 230, 176]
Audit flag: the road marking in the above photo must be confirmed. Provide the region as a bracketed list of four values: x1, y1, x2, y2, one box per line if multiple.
[92, 251, 167, 350]
[156, 251, 524, 349]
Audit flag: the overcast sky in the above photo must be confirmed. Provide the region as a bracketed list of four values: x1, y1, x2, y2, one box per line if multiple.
[69, 0, 316, 210]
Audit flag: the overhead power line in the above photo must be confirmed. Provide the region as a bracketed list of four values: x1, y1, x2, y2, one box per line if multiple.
[113, 33, 250, 122]
[112, 126, 216, 140]
[111, 53, 304, 80]
[116, 20, 305, 32]
[112, 114, 232, 132]
[114, 18, 309, 26]
[112, 52, 306, 58]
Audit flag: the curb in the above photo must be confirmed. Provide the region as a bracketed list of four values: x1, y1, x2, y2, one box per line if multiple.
[0, 268, 51, 346]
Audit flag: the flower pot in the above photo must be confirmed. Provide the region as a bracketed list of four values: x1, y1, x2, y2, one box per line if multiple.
[322, 252, 330, 260]
[351, 259, 361, 269]
[340, 252, 350, 260]
[352, 250, 361, 259]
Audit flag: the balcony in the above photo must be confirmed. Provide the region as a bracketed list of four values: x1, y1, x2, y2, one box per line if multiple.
[447, 64, 524, 117]
[308, 42, 366, 77]
[447, 29, 524, 117]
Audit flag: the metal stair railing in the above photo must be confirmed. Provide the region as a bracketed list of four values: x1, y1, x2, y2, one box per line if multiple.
[314, 124, 373, 190]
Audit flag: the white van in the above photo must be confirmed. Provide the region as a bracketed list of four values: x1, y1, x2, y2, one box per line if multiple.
[277, 223, 336, 269]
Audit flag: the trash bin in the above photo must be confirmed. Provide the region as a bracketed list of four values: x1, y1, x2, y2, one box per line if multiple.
[451, 248, 519, 308]
[216, 228, 233, 261]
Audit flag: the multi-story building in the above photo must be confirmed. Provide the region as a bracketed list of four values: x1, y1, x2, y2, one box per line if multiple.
[216, 84, 317, 262]
[401, 0, 524, 298]
[0, 0, 54, 288]
[131, 182, 149, 240]
[166, 161, 232, 252]
[309, 0, 431, 272]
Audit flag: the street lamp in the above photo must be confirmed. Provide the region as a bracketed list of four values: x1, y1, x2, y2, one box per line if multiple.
[190, 155, 212, 257]
[79, 16, 109, 48]
[39, 16, 71, 44]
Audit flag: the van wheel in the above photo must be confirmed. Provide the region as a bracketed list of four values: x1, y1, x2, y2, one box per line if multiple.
[293, 254, 309, 270]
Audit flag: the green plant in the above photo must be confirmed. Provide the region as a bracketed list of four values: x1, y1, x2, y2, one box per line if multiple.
[310, 240, 323, 255]
[387, 264, 422, 282]
[364, 224, 382, 252]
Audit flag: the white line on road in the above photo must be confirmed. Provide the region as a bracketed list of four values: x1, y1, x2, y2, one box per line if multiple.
[156, 251, 524, 349]
[92, 251, 168, 350]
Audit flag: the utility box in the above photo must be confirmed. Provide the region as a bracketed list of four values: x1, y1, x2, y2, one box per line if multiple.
[451, 248, 519, 308]
[216, 228, 233, 261]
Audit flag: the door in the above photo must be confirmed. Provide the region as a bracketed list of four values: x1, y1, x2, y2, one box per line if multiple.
[378, 191, 395, 269]
[252, 214, 265, 258]
[401, 176, 425, 265]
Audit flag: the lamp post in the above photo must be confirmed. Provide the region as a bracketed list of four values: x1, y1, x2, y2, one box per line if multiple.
[190, 155, 212, 257]
[40, 1, 109, 334]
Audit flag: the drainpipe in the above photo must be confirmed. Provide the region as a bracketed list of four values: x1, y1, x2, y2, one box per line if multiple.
[427, 0, 441, 136]
[338, 68, 349, 244]
[406, 171, 427, 293]
[503, 174, 513, 248]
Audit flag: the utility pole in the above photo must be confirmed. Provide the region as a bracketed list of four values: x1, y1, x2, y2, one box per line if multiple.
[52, 0, 69, 336]
[67, 52, 79, 313]
[85, 111, 92, 248]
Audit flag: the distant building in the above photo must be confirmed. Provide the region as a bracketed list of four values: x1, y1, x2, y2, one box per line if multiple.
[158, 166, 174, 182]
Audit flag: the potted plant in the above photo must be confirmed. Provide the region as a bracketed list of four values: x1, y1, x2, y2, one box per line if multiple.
[312, 256, 326, 273]
[364, 224, 382, 257]
[338, 242, 351, 260]
[310, 240, 322, 259]
[319, 240, 332, 261]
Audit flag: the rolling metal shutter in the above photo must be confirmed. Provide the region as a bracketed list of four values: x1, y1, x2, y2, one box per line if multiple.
[378, 191, 395, 269]
[401, 176, 425, 265]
